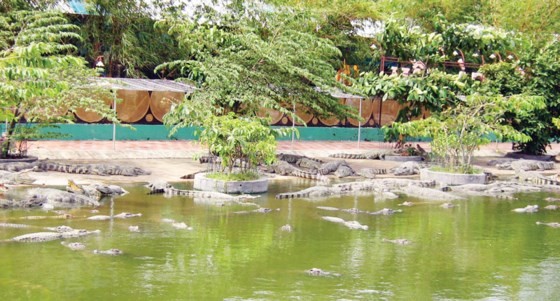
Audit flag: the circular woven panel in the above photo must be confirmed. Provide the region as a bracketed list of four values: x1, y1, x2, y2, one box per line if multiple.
[346, 98, 374, 126]
[150, 91, 184, 122]
[256, 108, 284, 125]
[285, 104, 313, 126]
[374, 99, 403, 126]
[318, 98, 344, 126]
[75, 97, 112, 123]
[116, 90, 150, 123]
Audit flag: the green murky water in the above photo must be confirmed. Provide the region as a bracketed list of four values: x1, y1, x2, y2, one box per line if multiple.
[1, 180, 560, 301]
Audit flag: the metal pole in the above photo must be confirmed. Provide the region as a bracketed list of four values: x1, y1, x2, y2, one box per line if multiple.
[291, 101, 295, 151]
[112, 91, 117, 150]
[358, 98, 362, 150]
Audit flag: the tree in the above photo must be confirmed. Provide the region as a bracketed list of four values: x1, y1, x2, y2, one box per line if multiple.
[157, 3, 359, 125]
[391, 94, 545, 173]
[198, 113, 280, 177]
[0, 10, 117, 158]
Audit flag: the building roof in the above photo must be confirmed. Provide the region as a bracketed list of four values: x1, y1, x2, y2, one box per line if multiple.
[93, 78, 196, 93]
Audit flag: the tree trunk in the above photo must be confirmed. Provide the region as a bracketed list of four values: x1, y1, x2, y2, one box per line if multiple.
[1, 116, 18, 159]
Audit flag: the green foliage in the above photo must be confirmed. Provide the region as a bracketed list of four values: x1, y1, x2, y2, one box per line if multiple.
[197, 113, 286, 175]
[155, 5, 359, 122]
[74, 0, 181, 78]
[391, 94, 545, 173]
[0, 10, 118, 158]
[356, 69, 468, 122]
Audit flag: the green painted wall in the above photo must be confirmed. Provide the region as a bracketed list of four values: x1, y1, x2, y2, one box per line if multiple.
[2, 124, 389, 141]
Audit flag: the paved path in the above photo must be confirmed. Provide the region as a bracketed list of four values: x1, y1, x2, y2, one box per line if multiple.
[25, 140, 560, 160]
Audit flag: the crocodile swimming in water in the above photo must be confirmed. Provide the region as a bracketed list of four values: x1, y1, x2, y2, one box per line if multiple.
[145, 181, 258, 202]
[7, 228, 100, 243]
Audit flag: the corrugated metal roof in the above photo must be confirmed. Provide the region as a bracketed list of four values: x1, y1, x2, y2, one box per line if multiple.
[93, 78, 196, 93]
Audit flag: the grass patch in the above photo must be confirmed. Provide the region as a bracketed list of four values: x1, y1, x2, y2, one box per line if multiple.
[430, 166, 482, 174]
[206, 171, 260, 181]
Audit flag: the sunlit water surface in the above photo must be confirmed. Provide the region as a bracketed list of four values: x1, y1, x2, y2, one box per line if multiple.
[1, 179, 560, 300]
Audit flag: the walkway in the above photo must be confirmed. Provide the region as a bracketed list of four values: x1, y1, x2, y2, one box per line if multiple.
[25, 140, 559, 160]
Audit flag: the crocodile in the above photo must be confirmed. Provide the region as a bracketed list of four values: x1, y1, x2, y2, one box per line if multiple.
[0, 222, 31, 228]
[276, 185, 341, 199]
[321, 216, 368, 230]
[198, 155, 218, 164]
[544, 205, 558, 210]
[233, 208, 279, 214]
[291, 168, 329, 182]
[356, 168, 387, 179]
[275, 179, 436, 200]
[280, 224, 292, 232]
[536, 221, 560, 228]
[295, 157, 323, 170]
[67, 180, 127, 200]
[512, 205, 539, 213]
[115, 212, 142, 219]
[328, 150, 393, 160]
[382, 238, 411, 245]
[495, 159, 555, 171]
[93, 249, 123, 255]
[516, 170, 560, 186]
[10, 229, 100, 243]
[171, 222, 193, 230]
[318, 160, 349, 175]
[146, 181, 258, 202]
[276, 153, 312, 164]
[0, 160, 150, 176]
[397, 186, 464, 201]
[334, 165, 355, 178]
[61, 241, 86, 250]
[390, 161, 427, 176]
[306, 268, 341, 277]
[369, 208, 403, 215]
[128, 225, 140, 232]
[0, 170, 35, 185]
[24, 188, 100, 208]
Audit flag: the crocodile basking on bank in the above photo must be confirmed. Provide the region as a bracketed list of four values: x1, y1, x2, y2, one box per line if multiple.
[0, 160, 150, 176]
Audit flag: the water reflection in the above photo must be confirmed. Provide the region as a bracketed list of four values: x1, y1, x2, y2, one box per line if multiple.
[0, 182, 560, 300]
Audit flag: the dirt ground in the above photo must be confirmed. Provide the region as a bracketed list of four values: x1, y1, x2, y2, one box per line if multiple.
[26, 155, 540, 187]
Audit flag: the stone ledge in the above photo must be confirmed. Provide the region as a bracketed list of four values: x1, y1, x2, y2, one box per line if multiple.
[420, 168, 487, 186]
[193, 173, 268, 194]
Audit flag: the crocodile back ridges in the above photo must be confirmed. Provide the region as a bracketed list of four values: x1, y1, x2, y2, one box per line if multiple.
[275, 186, 333, 199]
[517, 171, 560, 186]
[356, 168, 387, 178]
[329, 153, 367, 159]
[277, 153, 308, 164]
[415, 180, 437, 188]
[35, 162, 150, 176]
[291, 168, 329, 182]
[318, 160, 348, 175]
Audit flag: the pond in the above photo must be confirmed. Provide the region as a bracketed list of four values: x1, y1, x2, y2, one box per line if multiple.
[1, 179, 560, 300]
